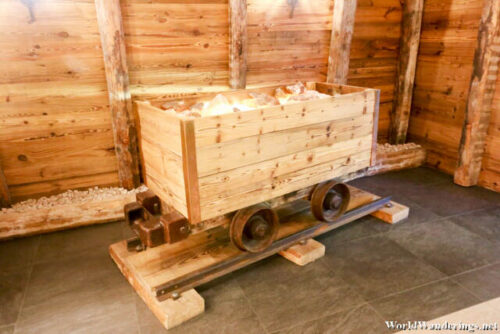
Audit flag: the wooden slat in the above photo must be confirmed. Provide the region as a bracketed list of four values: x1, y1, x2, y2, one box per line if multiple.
[370, 89, 380, 165]
[196, 113, 374, 177]
[180, 120, 201, 224]
[228, 0, 247, 89]
[454, 0, 500, 186]
[327, 0, 358, 84]
[389, 0, 424, 144]
[194, 88, 376, 147]
[0, 158, 10, 208]
[95, 0, 140, 189]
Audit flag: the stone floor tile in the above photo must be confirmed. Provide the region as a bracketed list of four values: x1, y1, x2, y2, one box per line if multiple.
[0, 268, 30, 327]
[276, 304, 390, 334]
[234, 256, 367, 332]
[387, 219, 500, 276]
[370, 279, 479, 323]
[322, 235, 446, 300]
[452, 263, 500, 301]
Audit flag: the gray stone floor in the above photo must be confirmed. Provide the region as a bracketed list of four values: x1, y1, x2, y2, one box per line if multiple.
[1, 167, 499, 334]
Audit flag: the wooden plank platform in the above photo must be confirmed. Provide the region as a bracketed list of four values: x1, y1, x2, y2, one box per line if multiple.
[109, 186, 409, 330]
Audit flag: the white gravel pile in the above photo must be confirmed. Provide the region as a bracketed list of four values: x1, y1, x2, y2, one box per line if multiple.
[378, 143, 421, 153]
[1, 185, 147, 214]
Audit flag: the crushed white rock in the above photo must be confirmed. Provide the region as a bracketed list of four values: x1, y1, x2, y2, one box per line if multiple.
[378, 143, 422, 153]
[161, 82, 334, 119]
[1, 185, 148, 214]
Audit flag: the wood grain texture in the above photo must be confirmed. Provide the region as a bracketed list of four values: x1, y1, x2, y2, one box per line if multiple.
[279, 239, 325, 266]
[328, 0, 358, 84]
[246, 0, 332, 86]
[454, 0, 500, 186]
[389, 0, 424, 144]
[408, 0, 485, 175]
[135, 101, 187, 217]
[0, 0, 119, 201]
[95, 0, 140, 189]
[0, 157, 10, 208]
[121, 0, 230, 97]
[348, 0, 403, 142]
[229, 0, 248, 89]
[180, 120, 201, 223]
[478, 55, 500, 192]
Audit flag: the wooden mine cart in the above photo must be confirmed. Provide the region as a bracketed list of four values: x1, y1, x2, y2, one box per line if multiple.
[125, 82, 380, 253]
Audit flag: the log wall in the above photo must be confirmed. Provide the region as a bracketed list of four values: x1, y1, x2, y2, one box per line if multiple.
[0, 0, 402, 202]
[408, 0, 484, 174]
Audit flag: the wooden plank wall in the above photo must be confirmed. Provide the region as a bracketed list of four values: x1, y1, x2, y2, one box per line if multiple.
[348, 0, 402, 142]
[120, 0, 230, 98]
[408, 0, 485, 174]
[0, 0, 402, 202]
[0, 0, 119, 202]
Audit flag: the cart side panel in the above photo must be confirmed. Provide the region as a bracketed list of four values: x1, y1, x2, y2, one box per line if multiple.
[193, 90, 373, 147]
[135, 101, 188, 217]
[195, 89, 377, 220]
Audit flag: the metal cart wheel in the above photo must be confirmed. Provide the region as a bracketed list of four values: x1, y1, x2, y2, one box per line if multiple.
[310, 181, 350, 222]
[230, 203, 280, 253]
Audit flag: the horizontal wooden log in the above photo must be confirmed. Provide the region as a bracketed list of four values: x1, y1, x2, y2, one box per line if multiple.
[0, 143, 425, 240]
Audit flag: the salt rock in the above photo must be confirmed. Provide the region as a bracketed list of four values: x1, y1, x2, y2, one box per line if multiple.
[202, 94, 233, 117]
[275, 87, 292, 104]
[286, 82, 306, 95]
[161, 100, 188, 112]
[288, 90, 331, 102]
[249, 92, 279, 107]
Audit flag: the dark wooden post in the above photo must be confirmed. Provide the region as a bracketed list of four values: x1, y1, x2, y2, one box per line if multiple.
[389, 0, 424, 144]
[229, 0, 248, 89]
[0, 158, 11, 208]
[95, 0, 140, 189]
[454, 0, 500, 187]
[327, 0, 358, 84]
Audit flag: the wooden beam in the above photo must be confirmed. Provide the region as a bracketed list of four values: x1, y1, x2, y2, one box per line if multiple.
[228, 0, 248, 89]
[389, 0, 424, 145]
[455, 0, 500, 187]
[327, 0, 358, 84]
[95, 0, 140, 189]
[0, 158, 11, 208]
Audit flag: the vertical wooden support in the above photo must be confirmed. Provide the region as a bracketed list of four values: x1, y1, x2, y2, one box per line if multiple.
[0, 158, 11, 208]
[228, 0, 248, 89]
[454, 0, 500, 187]
[95, 0, 140, 189]
[180, 120, 201, 224]
[389, 0, 424, 144]
[327, 0, 358, 84]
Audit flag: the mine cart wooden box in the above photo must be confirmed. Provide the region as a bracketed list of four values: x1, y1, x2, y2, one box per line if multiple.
[135, 82, 379, 224]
